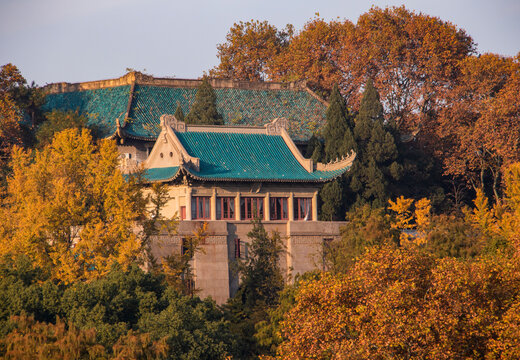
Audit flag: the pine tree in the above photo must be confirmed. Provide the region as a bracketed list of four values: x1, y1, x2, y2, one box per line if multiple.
[174, 103, 185, 122]
[185, 77, 223, 125]
[319, 84, 356, 220]
[349, 79, 401, 207]
[321, 84, 356, 162]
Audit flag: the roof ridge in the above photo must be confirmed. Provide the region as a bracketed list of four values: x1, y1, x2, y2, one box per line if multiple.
[42, 71, 312, 94]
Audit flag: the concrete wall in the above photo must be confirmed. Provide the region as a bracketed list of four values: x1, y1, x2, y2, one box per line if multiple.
[150, 219, 345, 304]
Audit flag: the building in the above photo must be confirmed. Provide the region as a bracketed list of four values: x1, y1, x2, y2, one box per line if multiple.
[42, 71, 329, 166]
[142, 115, 353, 304]
[42, 73, 353, 304]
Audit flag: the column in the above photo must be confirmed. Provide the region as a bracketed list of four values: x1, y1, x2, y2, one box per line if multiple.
[288, 192, 294, 221]
[264, 192, 270, 221]
[210, 188, 217, 221]
[235, 192, 241, 221]
[312, 190, 318, 221]
[186, 188, 192, 220]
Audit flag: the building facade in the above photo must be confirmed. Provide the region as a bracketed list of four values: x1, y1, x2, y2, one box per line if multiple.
[42, 73, 354, 304]
[142, 116, 354, 303]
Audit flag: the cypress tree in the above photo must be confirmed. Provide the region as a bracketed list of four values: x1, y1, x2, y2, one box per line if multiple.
[186, 77, 223, 125]
[321, 84, 356, 162]
[174, 103, 185, 122]
[349, 79, 401, 207]
[319, 84, 356, 220]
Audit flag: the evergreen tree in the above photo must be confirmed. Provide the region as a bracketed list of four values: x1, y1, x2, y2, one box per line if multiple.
[320, 179, 343, 221]
[318, 84, 356, 220]
[174, 103, 185, 122]
[185, 77, 223, 125]
[349, 79, 401, 207]
[223, 219, 285, 358]
[321, 84, 356, 162]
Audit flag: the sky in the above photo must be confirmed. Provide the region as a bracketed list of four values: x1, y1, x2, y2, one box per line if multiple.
[1, 0, 519, 86]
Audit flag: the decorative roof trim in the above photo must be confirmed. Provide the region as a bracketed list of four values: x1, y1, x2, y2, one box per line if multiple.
[279, 126, 314, 172]
[148, 167, 347, 184]
[315, 152, 356, 171]
[43, 72, 311, 94]
[122, 81, 136, 128]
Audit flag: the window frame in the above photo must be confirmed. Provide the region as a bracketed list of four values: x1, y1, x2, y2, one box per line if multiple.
[294, 197, 312, 221]
[217, 196, 235, 220]
[191, 196, 211, 220]
[269, 197, 288, 220]
[240, 197, 264, 220]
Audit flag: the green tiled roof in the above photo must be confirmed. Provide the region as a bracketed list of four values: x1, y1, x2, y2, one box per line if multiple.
[44, 83, 326, 141]
[146, 132, 349, 183]
[143, 166, 180, 182]
[42, 86, 131, 138]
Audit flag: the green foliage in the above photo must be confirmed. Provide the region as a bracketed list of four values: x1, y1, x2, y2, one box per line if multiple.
[324, 205, 399, 273]
[224, 219, 285, 358]
[321, 84, 356, 162]
[349, 79, 401, 207]
[0, 258, 235, 359]
[185, 77, 223, 125]
[36, 110, 88, 147]
[319, 179, 343, 221]
[422, 214, 483, 259]
[174, 104, 185, 122]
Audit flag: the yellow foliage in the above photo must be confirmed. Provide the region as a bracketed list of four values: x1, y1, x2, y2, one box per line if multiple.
[0, 129, 153, 283]
[415, 198, 431, 229]
[388, 196, 414, 229]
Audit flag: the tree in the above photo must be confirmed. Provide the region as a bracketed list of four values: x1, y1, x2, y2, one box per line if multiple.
[270, 18, 350, 97]
[185, 77, 223, 125]
[321, 84, 356, 162]
[161, 223, 206, 296]
[224, 219, 285, 358]
[36, 110, 88, 148]
[435, 54, 520, 201]
[349, 79, 401, 207]
[210, 20, 293, 81]
[0, 259, 235, 359]
[0, 64, 25, 177]
[318, 84, 356, 219]
[324, 205, 398, 273]
[174, 103, 185, 122]
[0, 128, 164, 283]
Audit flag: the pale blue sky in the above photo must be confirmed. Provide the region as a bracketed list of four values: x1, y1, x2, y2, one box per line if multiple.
[1, 0, 519, 85]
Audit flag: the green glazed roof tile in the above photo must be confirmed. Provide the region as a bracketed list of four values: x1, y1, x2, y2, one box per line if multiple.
[147, 132, 349, 182]
[42, 85, 131, 138]
[44, 84, 326, 141]
[143, 166, 180, 182]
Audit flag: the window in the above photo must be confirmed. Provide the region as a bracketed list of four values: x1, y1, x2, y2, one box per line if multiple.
[270, 197, 288, 220]
[240, 197, 264, 220]
[234, 238, 247, 259]
[294, 197, 312, 221]
[191, 196, 210, 219]
[217, 197, 235, 220]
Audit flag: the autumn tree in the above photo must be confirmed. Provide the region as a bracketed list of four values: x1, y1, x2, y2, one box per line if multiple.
[435, 54, 520, 201]
[270, 18, 350, 97]
[185, 77, 223, 125]
[276, 245, 520, 359]
[210, 20, 293, 81]
[0, 64, 25, 177]
[0, 128, 165, 283]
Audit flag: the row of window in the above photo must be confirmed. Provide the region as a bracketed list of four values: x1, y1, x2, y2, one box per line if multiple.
[189, 196, 312, 221]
